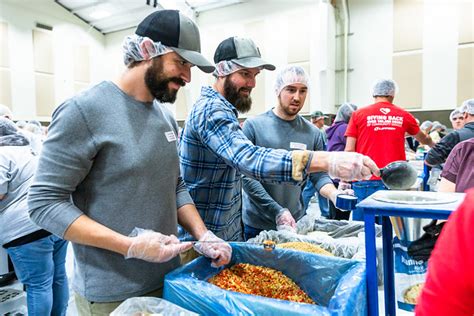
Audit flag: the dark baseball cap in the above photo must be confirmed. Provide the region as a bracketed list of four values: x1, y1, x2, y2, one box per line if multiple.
[311, 111, 328, 119]
[136, 10, 214, 73]
[213, 36, 275, 71]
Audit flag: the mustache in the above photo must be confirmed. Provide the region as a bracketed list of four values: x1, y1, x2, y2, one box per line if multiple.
[169, 77, 186, 87]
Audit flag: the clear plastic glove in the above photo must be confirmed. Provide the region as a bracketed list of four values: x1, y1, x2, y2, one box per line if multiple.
[193, 231, 232, 268]
[125, 228, 192, 263]
[329, 189, 355, 205]
[276, 208, 297, 232]
[328, 152, 379, 181]
[338, 181, 352, 190]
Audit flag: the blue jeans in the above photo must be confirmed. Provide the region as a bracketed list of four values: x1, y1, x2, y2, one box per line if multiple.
[301, 181, 329, 217]
[244, 225, 263, 241]
[352, 180, 386, 221]
[6, 235, 69, 316]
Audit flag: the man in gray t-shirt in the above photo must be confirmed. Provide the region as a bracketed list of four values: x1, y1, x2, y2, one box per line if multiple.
[28, 10, 231, 313]
[242, 66, 352, 239]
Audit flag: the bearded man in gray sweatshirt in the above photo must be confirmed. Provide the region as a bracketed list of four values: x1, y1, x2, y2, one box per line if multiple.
[28, 10, 231, 314]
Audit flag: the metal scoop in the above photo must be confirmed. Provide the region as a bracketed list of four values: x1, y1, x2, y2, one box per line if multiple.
[379, 160, 418, 190]
[190, 240, 276, 251]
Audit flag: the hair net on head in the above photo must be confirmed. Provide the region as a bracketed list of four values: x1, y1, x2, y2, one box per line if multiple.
[335, 102, 358, 123]
[449, 108, 463, 121]
[460, 98, 474, 115]
[0, 117, 29, 146]
[372, 79, 398, 97]
[213, 60, 251, 77]
[16, 120, 27, 129]
[0, 104, 13, 119]
[420, 120, 433, 131]
[122, 35, 173, 66]
[273, 66, 309, 96]
[431, 121, 443, 131]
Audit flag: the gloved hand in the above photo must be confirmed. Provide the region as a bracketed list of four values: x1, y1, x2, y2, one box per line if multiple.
[329, 189, 355, 205]
[193, 231, 232, 268]
[338, 181, 352, 190]
[125, 228, 192, 263]
[328, 152, 379, 181]
[276, 208, 296, 232]
[408, 220, 445, 261]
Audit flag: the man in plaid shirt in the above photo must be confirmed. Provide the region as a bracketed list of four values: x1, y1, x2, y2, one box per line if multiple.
[179, 36, 379, 245]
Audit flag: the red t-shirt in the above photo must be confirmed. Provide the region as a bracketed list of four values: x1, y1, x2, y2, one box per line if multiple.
[345, 101, 420, 179]
[415, 189, 474, 316]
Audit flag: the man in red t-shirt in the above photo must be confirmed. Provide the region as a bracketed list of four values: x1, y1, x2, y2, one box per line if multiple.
[345, 79, 434, 220]
[415, 189, 474, 316]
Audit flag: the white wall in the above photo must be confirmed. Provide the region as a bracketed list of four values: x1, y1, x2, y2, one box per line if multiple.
[0, 0, 105, 121]
[348, 0, 393, 107]
[348, 0, 472, 110]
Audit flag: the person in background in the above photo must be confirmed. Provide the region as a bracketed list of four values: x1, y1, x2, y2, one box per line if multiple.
[28, 10, 231, 315]
[415, 189, 474, 316]
[410, 138, 474, 259]
[429, 121, 445, 143]
[437, 138, 474, 193]
[241, 66, 351, 239]
[311, 111, 328, 137]
[327, 103, 358, 152]
[0, 118, 69, 315]
[179, 36, 379, 246]
[324, 102, 358, 219]
[425, 99, 474, 167]
[345, 79, 434, 221]
[449, 108, 465, 130]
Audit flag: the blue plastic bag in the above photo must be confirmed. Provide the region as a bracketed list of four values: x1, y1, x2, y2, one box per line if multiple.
[164, 243, 366, 316]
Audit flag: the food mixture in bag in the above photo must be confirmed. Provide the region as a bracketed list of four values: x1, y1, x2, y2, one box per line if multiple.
[208, 263, 315, 304]
[278, 242, 333, 256]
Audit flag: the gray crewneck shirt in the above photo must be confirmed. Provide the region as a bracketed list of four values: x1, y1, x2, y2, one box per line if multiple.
[242, 110, 332, 230]
[28, 81, 193, 302]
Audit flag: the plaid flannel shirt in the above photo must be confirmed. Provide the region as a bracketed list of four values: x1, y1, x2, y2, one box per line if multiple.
[179, 86, 303, 241]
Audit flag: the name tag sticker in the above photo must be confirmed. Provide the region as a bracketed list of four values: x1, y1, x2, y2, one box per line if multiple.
[290, 142, 307, 150]
[165, 131, 177, 142]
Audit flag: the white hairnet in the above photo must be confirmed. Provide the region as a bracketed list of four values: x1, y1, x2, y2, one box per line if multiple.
[16, 120, 27, 129]
[273, 66, 309, 96]
[122, 34, 173, 66]
[431, 121, 443, 130]
[460, 98, 474, 115]
[213, 60, 249, 77]
[372, 79, 398, 97]
[420, 120, 433, 131]
[0, 117, 30, 146]
[335, 102, 358, 123]
[449, 108, 463, 121]
[0, 104, 13, 119]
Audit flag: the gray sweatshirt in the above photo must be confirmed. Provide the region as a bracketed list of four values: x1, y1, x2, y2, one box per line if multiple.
[242, 110, 332, 230]
[28, 81, 193, 302]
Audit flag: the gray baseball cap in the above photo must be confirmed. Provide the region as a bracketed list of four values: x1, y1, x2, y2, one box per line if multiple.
[136, 10, 215, 73]
[213, 36, 275, 70]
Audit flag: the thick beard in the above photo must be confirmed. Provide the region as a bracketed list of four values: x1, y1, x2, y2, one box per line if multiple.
[223, 77, 252, 114]
[144, 58, 185, 103]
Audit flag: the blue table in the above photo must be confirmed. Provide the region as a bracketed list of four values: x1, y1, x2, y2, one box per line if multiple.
[358, 191, 465, 316]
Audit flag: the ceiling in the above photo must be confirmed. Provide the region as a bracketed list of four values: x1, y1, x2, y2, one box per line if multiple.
[55, 0, 244, 34]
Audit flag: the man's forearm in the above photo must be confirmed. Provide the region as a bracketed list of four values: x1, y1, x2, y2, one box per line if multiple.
[318, 183, 339, 203]
[64, 215, 132, 256]
[177, 204, 208, 240]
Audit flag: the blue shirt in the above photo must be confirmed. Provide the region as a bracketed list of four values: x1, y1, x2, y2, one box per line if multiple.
[179, 86, 307, 241]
